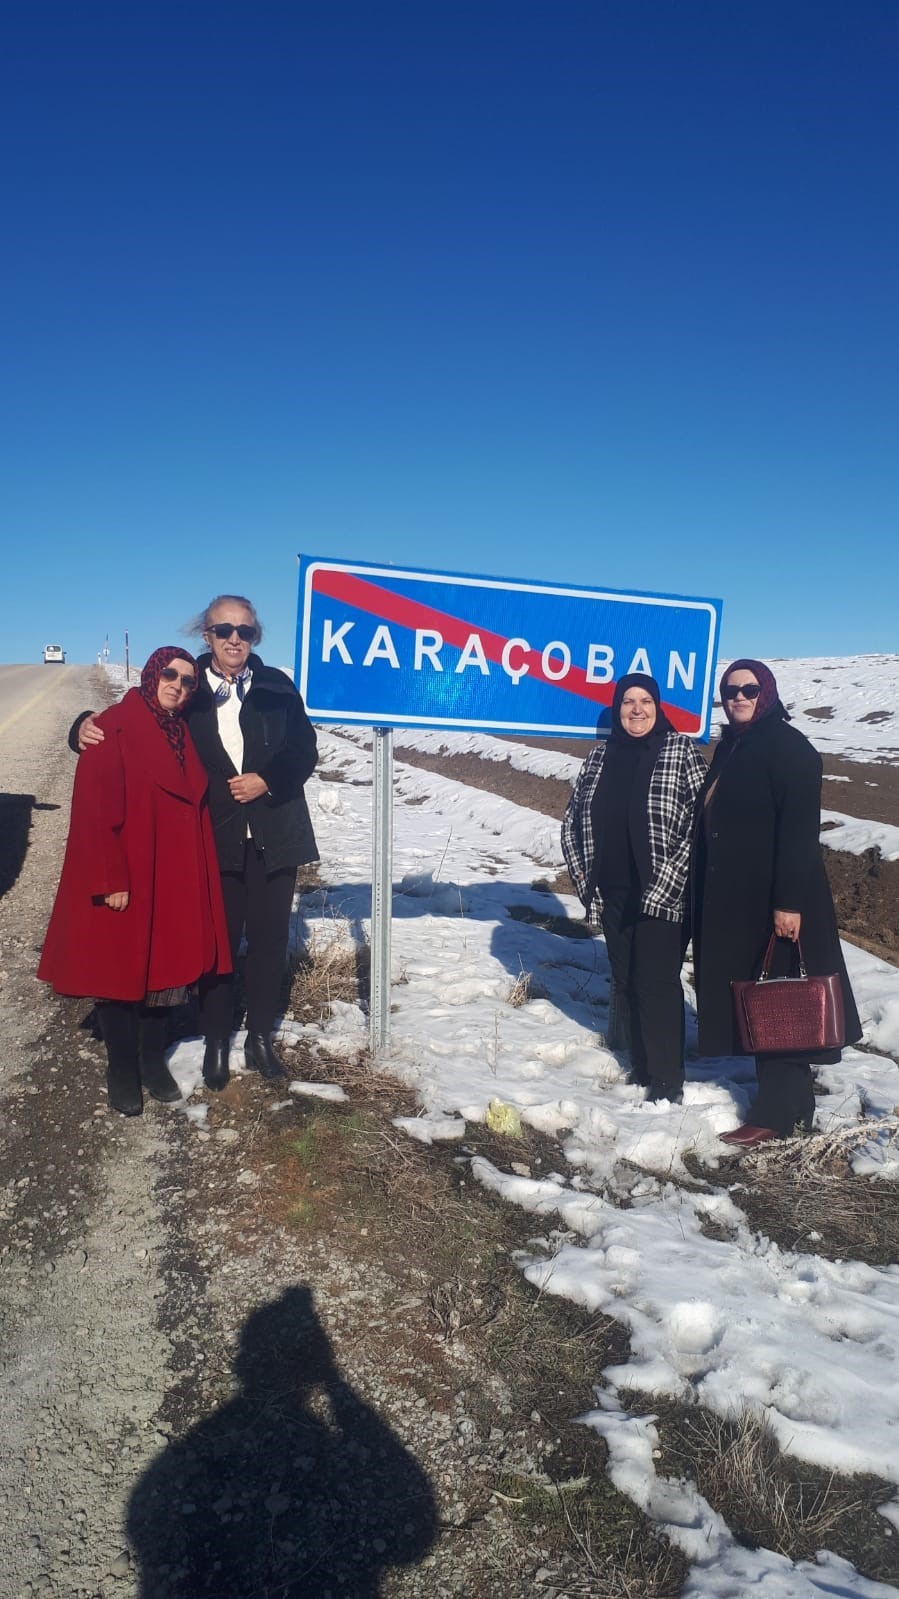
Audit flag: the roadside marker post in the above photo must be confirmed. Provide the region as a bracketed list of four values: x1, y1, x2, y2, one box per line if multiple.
[370, 727, 394, 1055]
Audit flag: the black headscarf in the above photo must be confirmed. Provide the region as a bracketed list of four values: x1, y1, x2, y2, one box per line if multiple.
[589, 675, 673, 899]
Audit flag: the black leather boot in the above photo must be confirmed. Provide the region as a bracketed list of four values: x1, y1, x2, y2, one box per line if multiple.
[245, 1031, 289, 1080]
[98, 1002, 143, 1117]
[203, 1038, 231, 1091]
[138, 1011, 182, 1104]
[646, 1082, 684, 1105]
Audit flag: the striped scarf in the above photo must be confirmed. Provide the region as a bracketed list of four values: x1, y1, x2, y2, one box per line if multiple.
[209, 663, 251, 703]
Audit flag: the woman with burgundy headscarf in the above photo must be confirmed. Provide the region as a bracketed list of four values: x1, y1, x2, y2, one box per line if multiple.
[39, 647, 231, 1117]
[562, 674, 707, 1102]
[692, 659, 861, 1144]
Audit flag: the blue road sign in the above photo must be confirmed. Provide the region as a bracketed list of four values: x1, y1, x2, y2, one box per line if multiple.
[296, 556, 722, 739]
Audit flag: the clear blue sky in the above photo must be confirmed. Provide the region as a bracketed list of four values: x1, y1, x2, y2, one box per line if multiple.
[3, 0, 897, 671]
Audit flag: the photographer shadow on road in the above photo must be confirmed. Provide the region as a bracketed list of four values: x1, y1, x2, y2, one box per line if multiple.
[0, 794, 60, 900]
[127, 1284, 436, 1598]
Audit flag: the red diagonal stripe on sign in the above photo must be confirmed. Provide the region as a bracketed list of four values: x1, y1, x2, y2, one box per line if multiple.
[311, 567, 700, 733]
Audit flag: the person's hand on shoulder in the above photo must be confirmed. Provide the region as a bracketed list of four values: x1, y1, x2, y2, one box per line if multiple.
[79, 714, 105, 751]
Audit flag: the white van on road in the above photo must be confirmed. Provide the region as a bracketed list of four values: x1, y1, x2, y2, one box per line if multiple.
[42, 644, 65, 664]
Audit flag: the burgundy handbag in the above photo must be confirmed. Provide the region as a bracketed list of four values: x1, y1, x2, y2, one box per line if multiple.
[731, 934, 846, 1054]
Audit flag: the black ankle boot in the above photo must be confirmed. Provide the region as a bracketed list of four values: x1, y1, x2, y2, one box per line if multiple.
[138, 1011, 182, 1103]
[203, 1038, 231, 1091]
[245, 1032, 289, 1080]
[98, 1003, 143, 1117]
[646, 1082, 684, 1105]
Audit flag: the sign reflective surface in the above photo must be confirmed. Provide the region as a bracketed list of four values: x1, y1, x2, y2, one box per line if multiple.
[296, 556, 722, 740]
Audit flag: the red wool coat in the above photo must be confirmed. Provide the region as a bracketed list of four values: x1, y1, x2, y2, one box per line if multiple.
[38, 690, 232, 1001]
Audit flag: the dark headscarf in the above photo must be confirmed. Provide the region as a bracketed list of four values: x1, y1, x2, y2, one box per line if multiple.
[608, 673, 676, 745]
[139, 646, 198, 766]
[719, 658, 789, 737]
[590, 675, 673, 899]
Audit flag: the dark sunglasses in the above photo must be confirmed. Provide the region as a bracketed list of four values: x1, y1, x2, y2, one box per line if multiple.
[722, 682, 761, 701]
[160, 667, 197, 690]
[208, 623, 256, 642]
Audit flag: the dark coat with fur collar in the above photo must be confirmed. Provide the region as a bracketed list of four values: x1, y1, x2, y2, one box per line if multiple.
[692, 713, 861, 1059]
[185, 654, 319, 874]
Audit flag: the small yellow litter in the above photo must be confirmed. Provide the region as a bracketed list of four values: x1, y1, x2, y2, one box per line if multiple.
[485, 1099, 522, 1138]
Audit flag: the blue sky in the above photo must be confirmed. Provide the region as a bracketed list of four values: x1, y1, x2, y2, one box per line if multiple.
[3, 0, 896, 672]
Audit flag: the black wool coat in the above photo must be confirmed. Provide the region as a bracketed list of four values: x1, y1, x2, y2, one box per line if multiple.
[692, 712, 861, 1060]
[185, 654, 319, 874]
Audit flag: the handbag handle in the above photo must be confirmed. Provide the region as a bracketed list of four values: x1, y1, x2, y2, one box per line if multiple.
[757, 932, 808, 982]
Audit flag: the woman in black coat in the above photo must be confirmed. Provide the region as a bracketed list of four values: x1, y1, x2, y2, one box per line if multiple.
[184, 594, 319, 1087]
[562, 674, 707, 1103]
[692, 658, 861, 1145]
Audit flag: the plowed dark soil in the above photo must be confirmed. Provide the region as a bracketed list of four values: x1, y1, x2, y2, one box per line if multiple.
[393, 738, 899, 966]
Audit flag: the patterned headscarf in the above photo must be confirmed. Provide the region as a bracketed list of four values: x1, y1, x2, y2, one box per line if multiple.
[139, 646, 199, 766]
[719, 658, 789, 733]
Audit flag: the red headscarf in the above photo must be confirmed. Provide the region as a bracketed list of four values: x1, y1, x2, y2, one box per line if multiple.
[719, 657, 788, 734]
[139, 646, 198, 766]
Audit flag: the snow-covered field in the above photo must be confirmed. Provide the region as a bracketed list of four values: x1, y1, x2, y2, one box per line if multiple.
[108, 653, 899, 1597]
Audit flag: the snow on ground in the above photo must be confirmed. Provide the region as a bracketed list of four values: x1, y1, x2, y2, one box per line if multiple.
[101, 652, 898, 1595]
[335, 727, 899, 865]
[189, 729, 898, 1599]
[769, 655, 899, 764]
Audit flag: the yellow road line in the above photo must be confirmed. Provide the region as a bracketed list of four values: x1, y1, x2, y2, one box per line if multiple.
[0, 672, 70, 740]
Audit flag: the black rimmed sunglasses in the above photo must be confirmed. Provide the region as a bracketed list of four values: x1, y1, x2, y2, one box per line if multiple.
[208, 623, 256, 642]
[160, 667, 197, 690]
[722, 683, 761, 701]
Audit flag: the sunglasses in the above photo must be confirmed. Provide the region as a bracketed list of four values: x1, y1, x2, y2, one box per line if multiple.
[160, 667, 197, 690]
[207, 623, 256, 642]
[722, 683, 761, 701]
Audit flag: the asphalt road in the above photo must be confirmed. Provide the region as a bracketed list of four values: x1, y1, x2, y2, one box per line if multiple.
[0, 663, 98, 779]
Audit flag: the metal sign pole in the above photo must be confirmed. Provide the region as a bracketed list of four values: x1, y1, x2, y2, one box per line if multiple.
[370, 727, 394, 1055]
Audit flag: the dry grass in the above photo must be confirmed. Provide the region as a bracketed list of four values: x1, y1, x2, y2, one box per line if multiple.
[707, 1121, 899, 1267]
[288, 924, 369, 1024]
[750, 1119, 899, 1178]
[507, 960, 551, 1007]
[507, 966, 533, 1007]
[657, 1404, 897, 1580]
[239, 1081, 688, 1593]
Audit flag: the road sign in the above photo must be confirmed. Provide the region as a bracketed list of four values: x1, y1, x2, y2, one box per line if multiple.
[296, 556, 722, 739]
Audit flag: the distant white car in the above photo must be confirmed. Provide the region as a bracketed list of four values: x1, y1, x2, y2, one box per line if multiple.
[43, 644, 65, 664]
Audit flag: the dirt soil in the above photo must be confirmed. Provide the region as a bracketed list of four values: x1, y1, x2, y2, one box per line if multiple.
[393, 739, 899, 966]
[0, 669, 680, 1599]
[2, 670, 897, 1599]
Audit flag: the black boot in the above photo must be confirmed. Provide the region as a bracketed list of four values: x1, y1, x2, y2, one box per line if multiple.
[245, 1031, 289, 1080]
[98, 1002, 143, 1117]
[138, 1010, 182, 1104]
[203, 1038, 231, 1091]
[646, 1082, 684, 1105]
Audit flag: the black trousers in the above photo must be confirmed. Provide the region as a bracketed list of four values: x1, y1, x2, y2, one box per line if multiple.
[601, 891, 686, 1095]
[751, 1056, 815, 1138]
[200, 844, 296, 1040]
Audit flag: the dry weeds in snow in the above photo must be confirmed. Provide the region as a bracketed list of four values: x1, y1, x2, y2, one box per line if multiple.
[751, 1119, 899, 1178]
[288, 922, 368, 1024]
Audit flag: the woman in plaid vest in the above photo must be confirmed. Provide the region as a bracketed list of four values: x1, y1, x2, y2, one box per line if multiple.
[562, 673, 707, 1102]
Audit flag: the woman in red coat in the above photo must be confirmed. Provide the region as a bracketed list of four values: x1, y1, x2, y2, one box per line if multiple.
[38, 647, 232, 1116]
